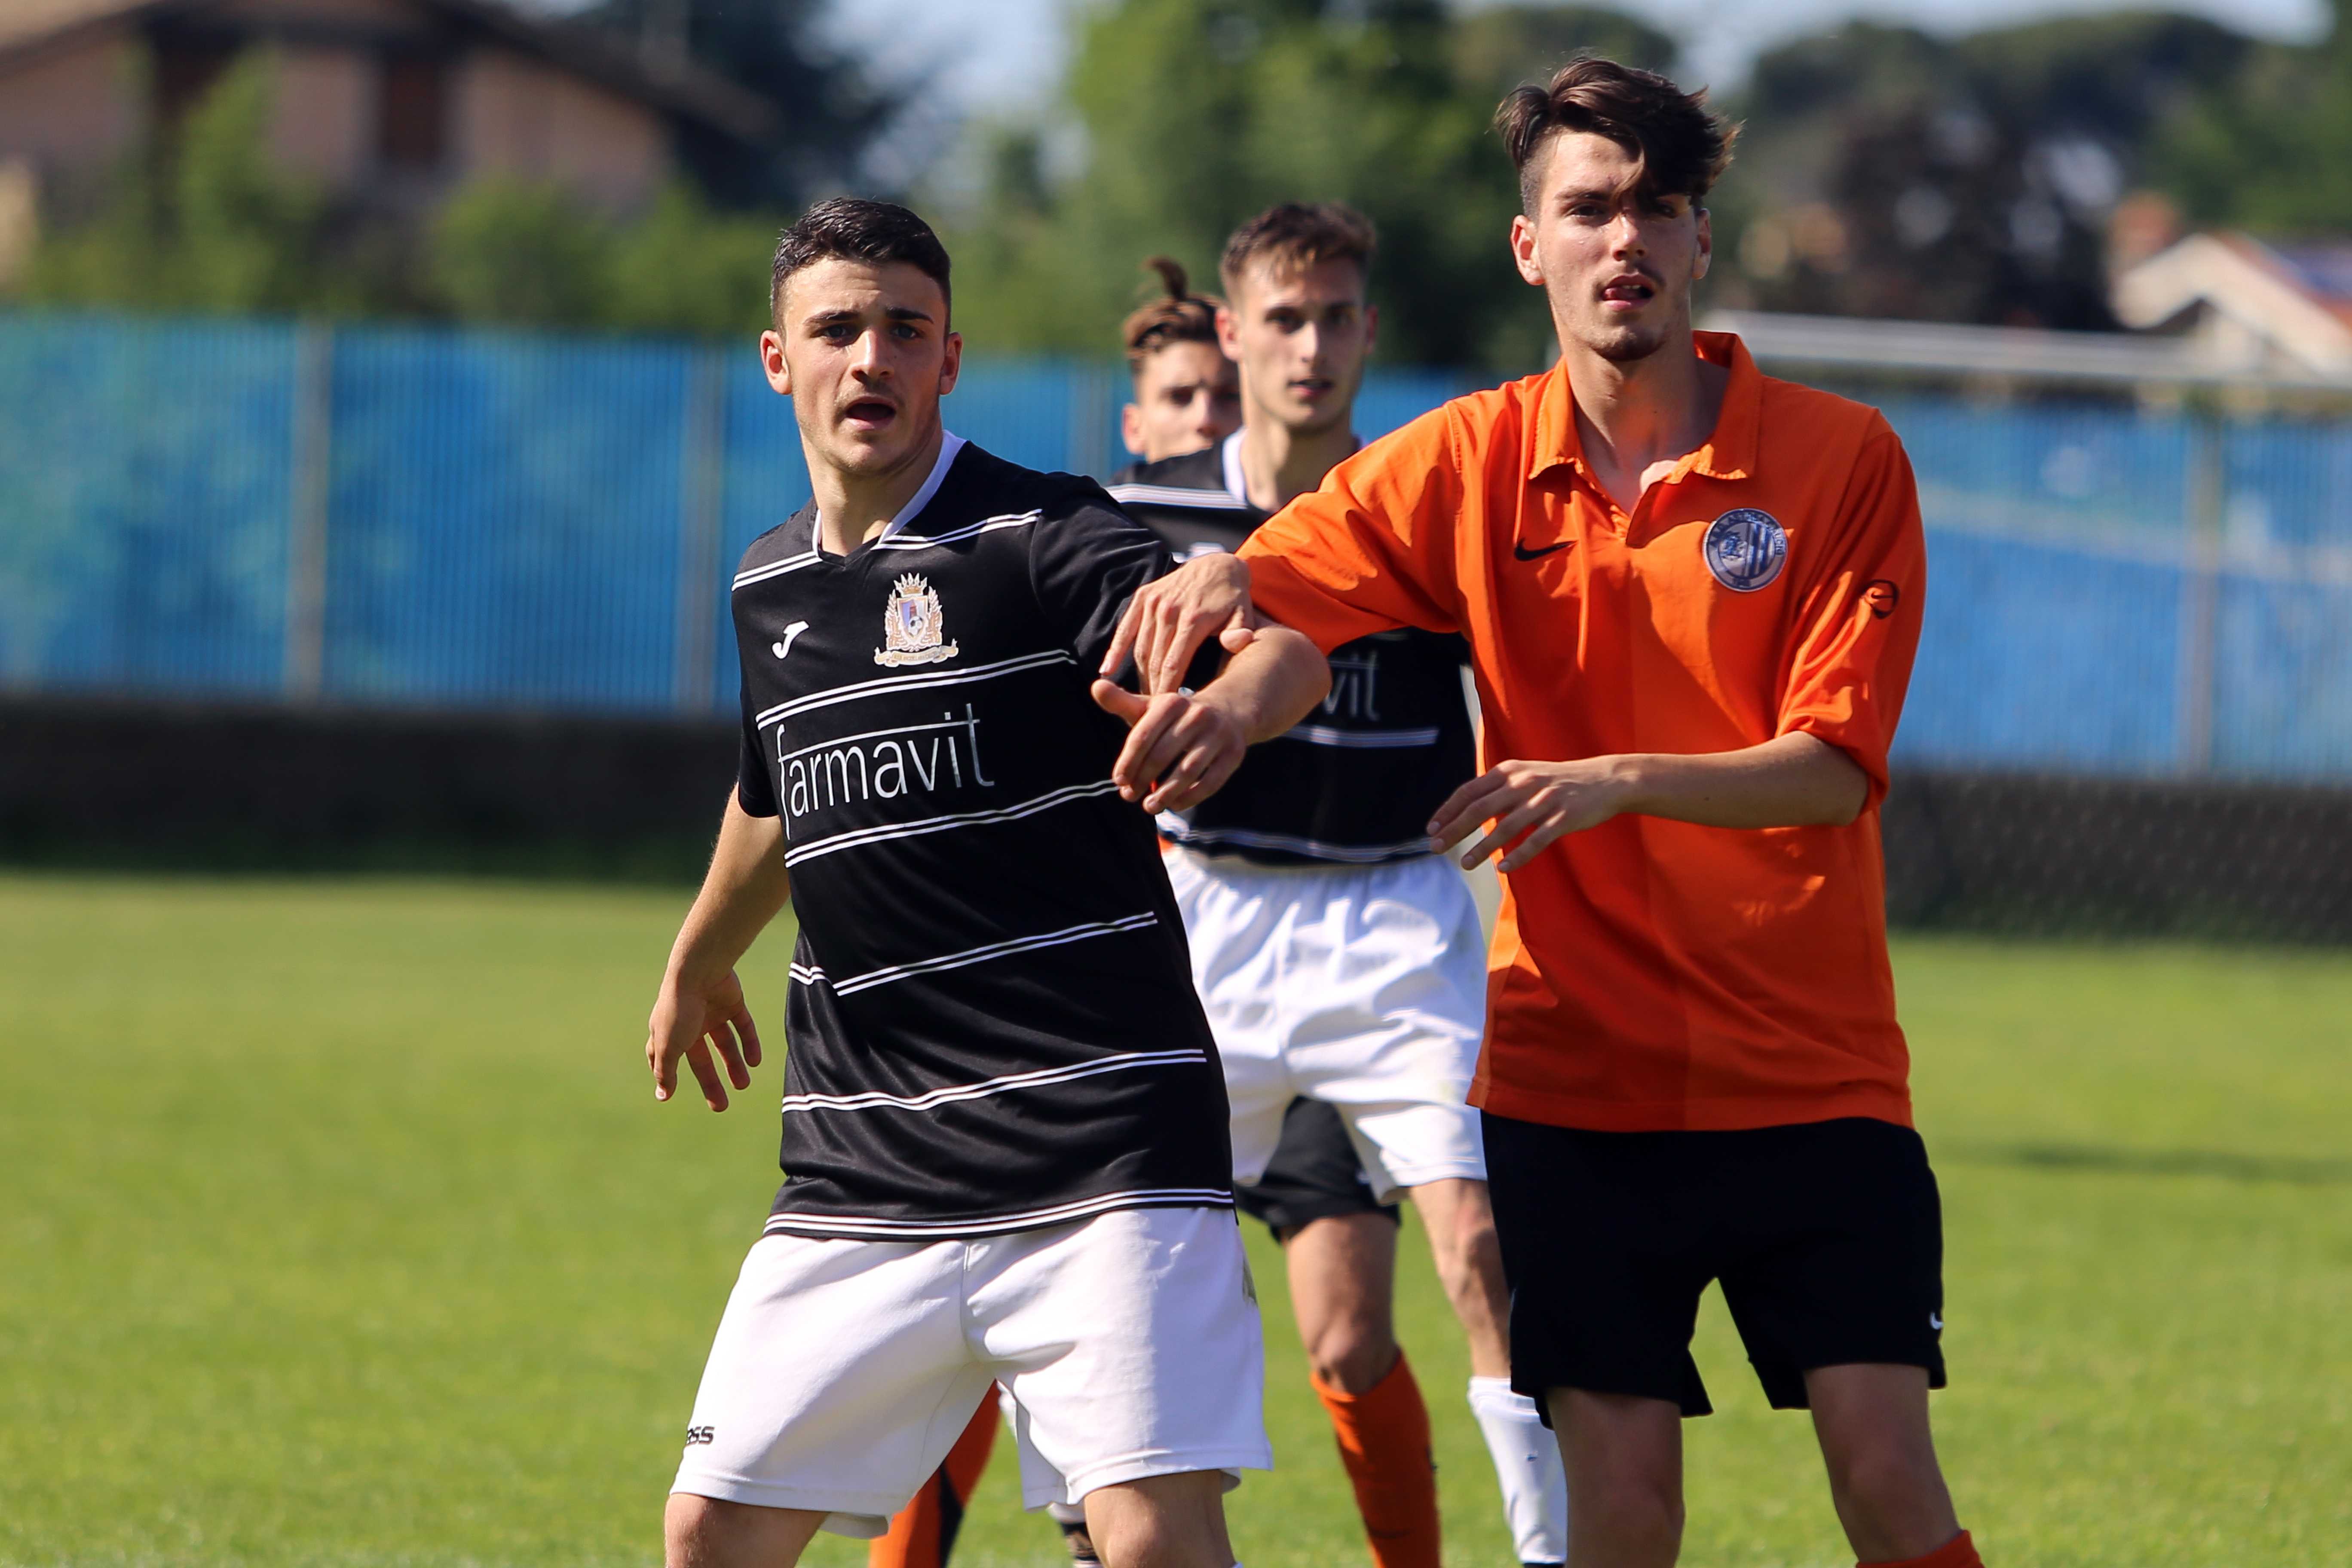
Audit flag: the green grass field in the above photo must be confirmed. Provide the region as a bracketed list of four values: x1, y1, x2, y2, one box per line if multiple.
[2, 872, 2347, 1568]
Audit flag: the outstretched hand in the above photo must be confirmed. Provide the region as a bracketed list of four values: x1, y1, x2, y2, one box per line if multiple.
[647, 967, 763, 1112]
[1426, 758, 1632, 873]
[1100, 552, 1259, 695]
[1092, 679, 1248, 815]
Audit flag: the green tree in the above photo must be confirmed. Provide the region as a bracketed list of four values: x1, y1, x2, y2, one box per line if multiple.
[431, 181, 615, 327]
[946, 0, 1665, 370]
[2151, 1, 2352, 233]
[26, 51, 329, 313]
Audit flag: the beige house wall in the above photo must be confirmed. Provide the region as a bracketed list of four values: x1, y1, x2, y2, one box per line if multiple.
[453, 46, 665, 211]
[0, 33, 141, 183]
[268, 44, 371, 182]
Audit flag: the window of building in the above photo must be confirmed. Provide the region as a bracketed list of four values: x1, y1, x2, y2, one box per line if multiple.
[377, 53, 449, 171]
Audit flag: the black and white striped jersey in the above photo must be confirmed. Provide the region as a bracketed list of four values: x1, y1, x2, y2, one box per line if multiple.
[1108, 433, 1476, 867]
[732, 435, 1232, 1240]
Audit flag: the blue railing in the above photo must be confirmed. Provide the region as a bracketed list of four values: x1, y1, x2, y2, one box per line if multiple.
[6, 309, 2352, 783]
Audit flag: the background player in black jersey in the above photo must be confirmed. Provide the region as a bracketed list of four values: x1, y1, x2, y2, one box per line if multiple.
[645, 198, 1329, 1568]
[1109, 203, 1571, 1568]
[1120, 257, 1242, 466]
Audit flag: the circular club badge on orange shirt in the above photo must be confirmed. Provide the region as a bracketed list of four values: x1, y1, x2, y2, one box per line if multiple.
[1702, 508, 1788, 592]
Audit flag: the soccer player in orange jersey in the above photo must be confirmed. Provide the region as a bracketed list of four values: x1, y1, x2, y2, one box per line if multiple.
[1107, 58, 1982, 1568]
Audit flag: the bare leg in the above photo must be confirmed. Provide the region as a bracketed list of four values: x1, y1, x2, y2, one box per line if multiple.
[1805, 1364, 1962, 1563]
[1546, 1389, 1681, 1568]
[666, 1494, 827, 1568]
[1282, 1210, 1400, 1391]
[1405, 1176, 1510, 1378]
[1083, 1470, 1236, 1568]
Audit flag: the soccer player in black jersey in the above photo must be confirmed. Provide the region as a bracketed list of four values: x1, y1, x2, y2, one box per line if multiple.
[1109, 204, 1571, 1568]
[1120, 257, 1242, 465]
[645, 198, 1330, 1568]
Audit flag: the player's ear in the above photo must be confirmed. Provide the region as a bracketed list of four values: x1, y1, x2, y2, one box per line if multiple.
[1693, 205, 1712, 282]
[761, 328, 791, 396]
[1215, 303, 1240, 360]
[1509, 213, 1544, 288]
[938, 330, 962, 396]
[1363, 303, 1378, 356]
[1121, 401, 1146, 458]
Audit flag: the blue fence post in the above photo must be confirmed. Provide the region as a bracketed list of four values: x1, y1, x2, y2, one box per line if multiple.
[284, 321, 332, 703]
[673, 347, 726, 715]
[2177, 410, 2222, 775]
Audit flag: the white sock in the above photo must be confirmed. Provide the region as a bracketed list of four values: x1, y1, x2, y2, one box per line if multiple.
[1467, 1375, 1569, 1565]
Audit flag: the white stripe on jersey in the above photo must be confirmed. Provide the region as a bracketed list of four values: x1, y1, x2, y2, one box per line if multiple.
[755, 648, 1075, 729]
[734, 550, 823, 588]
[780, 1046, 1206, 1113]
[784, 778, 1121, 867]
[793, 913, 1159, 997]
[1106, 483, 1252, 511]
[1157, 819, 1438, 863]
[876, 510, 1041, 550]
[1280, 723, 1442, 749]
[763, 1186, 1233, 1238]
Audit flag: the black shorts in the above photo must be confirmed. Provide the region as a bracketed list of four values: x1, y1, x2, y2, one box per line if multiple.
[1482, 1112, 1945, 1417]
[1234, 1097, 1401, 1240]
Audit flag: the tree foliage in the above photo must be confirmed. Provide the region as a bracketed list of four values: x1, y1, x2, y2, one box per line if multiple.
[945, 0, 1672, 372]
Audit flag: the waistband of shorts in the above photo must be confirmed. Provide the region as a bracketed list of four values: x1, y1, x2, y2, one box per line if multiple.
[1166, 843, 1454, 886]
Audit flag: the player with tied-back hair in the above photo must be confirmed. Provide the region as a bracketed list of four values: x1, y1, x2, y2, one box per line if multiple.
[1112, 57, 1981, 1568]
[645, 196, 1331, 1568]
[1119, 257, 1243, 466]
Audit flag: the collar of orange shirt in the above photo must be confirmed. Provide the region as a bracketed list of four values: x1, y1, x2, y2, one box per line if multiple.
[1527, 329, 1762, 488]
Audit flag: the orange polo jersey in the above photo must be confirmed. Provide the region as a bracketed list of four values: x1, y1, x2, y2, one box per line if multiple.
[1239, 333, 1926, 1133]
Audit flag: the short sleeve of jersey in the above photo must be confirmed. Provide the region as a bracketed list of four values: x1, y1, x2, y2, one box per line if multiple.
[1239, 407, 1467, 652]
[1774, 420, 1926, 808]
[1028, 488, 1176, 671]
[735, 679, 780, 818]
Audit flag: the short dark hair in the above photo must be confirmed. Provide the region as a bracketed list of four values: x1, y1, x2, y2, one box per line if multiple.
[769, 198, 952, 320]
[1121, 257, 1223, 375]
[1494, 57, 1736, 214]
[1219, 202, 1375, 294]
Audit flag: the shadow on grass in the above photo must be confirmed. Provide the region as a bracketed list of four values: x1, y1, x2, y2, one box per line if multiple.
[1952, 1141, 2352, 1186]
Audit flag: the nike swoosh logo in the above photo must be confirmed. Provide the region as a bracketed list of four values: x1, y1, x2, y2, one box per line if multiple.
[773, 621, 810, 658]
[1513, 539, 1573, 560]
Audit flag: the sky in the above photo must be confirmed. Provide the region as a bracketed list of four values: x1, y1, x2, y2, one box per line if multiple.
[817, 0, 2326, 114]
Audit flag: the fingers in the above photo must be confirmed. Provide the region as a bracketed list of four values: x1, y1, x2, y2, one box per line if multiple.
[683, 1038, 729, 1112]
[1427, 771, 1521, 852]
[1216, 625, 1258, 653]
[1092, 678, 1149, 726]
[732, 1003, 764, 1070]
[1110, 693, 1187, 802]
[1100, 593, 1146, 678]
[1498, 815, 1579, 873]
[1145, 736, 1242, 813]
[709, 1016, 752, 1092]
[1457, 796, 1552, 869]
[649, 1027, 677, 1102]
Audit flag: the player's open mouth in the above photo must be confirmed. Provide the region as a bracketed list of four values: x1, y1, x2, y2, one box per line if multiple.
[842, 396, 897, 429]
[1290, 378, 1335, 399]
[1599, 274, 1656, 307]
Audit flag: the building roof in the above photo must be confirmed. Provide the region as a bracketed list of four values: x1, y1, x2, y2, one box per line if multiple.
[0, 0, 776, 145]
[2111, 231, 2352, 379]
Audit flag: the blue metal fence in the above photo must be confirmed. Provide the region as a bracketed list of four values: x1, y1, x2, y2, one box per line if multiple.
[6, 309, 2352, 784]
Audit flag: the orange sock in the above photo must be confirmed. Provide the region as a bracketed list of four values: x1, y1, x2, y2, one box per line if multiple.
[870, 1400, 1000, 1568]
[1862, 1529, 1983, 1568]
[1310, 1349, 1442, 1568]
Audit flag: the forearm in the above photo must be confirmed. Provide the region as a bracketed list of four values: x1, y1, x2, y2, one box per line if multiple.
[1609, 732, 1869, 828]
[1197, 624, 1331, 743]
[665, 793, 792, 984]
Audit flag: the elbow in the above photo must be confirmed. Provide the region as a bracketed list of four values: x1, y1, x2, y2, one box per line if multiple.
[1819, 759, 1871, 826]
[1285, 631, 1333, 725]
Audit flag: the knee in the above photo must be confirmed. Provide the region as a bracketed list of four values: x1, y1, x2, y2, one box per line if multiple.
[1825, 1441, 1946, 1526]
[1304, 1320, 1398, 1395]
[1085, 1475, 1230, 1568]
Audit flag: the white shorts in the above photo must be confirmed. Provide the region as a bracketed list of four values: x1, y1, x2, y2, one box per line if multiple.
[1165, 848, 1487, 1204]
[671, 1204, 1269, 1536]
